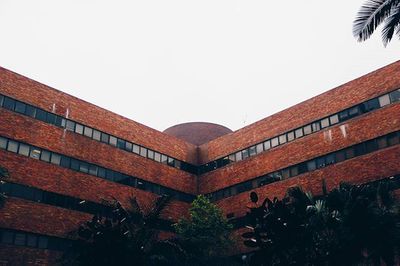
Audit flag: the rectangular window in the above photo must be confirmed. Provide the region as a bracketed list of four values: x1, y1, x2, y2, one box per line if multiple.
[249, 146, 257, 156]
[65, 120, 75, 131]
[125, 142, 133, 152]
[38, 237, 48, 249]
[40, 150, 51, 162]
[326, 154, 335, 165]
[228, 154, 236, 162]
[290, 167, 298, 177]
[14, 233, 26, 246]
[312, 122, 321, 132]
[174, 160, 181, 169]
[139, 147, 147, 157]
[30, 148, 41, 159]
[316, 157, 326, 168]
[1, 231, 14, 244]
[377, 137, 388, 149]
[303, 125, 312, 135]
[339, 110, 349, 121]
[0, 95, 3, 106]
[3, 97, 15, 110]
[388, 132, 399, 145]
[167, 157, 174, 166]
[345, 148, 355, 159]
[278, 134, 287, 144]
[161, 154, 168, 164]
[379, 94, 391, 107]
[101, 133, 109, 143]
[354, 143, 366, 156]
[389, 90, 400, 103]
[55, 116, 66, 127]
[263, 140, 271, 150]
[46, 113, 56, 124]
[147, 150, 154, 159]
[7, 141, 18, 153]
[242, 149, 249, 159]
[321, 118, 330, 128]
[282, 169, 290, 179]
[15, 101, 26, 114]
[109, 136, 117, 146]
[132, 144, 140, 154]
[98, 167, 106, 178]
[0, 137, 7, 149]
[60, 156, 71, 168]
[336, 150, 346, 162]
[366, 139, 378, 152]
[287, 131, 295, 141]
[25, 105, 36, 117]
[364, 98, 380, 112]
[18, 144, 30, 156]
[35, 109, 47, 122]
[256, 143, 264, 154]
[295, 128, 303, 138]
[271, 137, 279, 147]
[235, 151, 242, 161]
[117, 139, 125, 149]
[92, 130, 101, 141]
[154, 152, 161, 162]
[307, 160, 316, 171]
[83, 127, 93, 138]
[50, 153, 61, 165]
[70, 159, 80, 171]
[329, 114, 339, 125]
[79, 163, 89, 173]
[27, 235, 38, 247]
[75, 124, 84, 135]
[348, 106, 359, 117]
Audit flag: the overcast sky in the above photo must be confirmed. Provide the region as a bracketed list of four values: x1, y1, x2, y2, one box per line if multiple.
[0, 1, 398, 132]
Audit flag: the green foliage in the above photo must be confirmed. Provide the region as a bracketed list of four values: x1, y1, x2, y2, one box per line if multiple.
[0, 165, 9, 208]
[353, 0, 400, 46]
[173, 195, 234, 264]
[244, 180, 400, 266]
[63, 195, 183, 266]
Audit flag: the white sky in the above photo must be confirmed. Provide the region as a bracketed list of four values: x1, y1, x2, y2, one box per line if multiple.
[0, 1, 398, 132]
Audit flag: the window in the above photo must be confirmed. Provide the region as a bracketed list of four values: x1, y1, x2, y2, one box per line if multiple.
[348, 106, 359, 117]
[75, 124, 84, 135]
[0, 95, 3, 106]
[0, 137, 7, 149]
[336, 150, 346, 162]
[14, 233, 26, 246]
[236, 151, 242, 162]
[27, 235, 37, 247]
[65, 120, 75, 131]
[345, 148, 355, 159]
[18, 144, 30, 156]
[290, 167, 298, 177]
[7, 141, 18, 153]
[109, 136, 117, 146]
[329, 114, 339, 125]
[132, 144, 140, 154]
[89, 165, 98, 175]
[256, 143, 264, 154]
[326, 154, 335, 165]
[228, 154, 236, 162]
[38, 237, 48, 249]
[249, 146, 257, 156]
[303, 125, 312, 135]
[271, 137, 279, 147]
[125, 142, 133, 152]
[339, 110, 349, 121]
[35, 109, 47, 122]
[389, 90, 400, 103]
[117, 139, 125, 149]
[15, 101, 26, 114]
[242, 149, 249, 159]
[50, 153, 61, 165]
[30, 148, 41, 159]
[264, 140, 271, 150]
[92, 130, 101, 141]
[154, 152, 161, 162]
[98, 167, 106, 178]
[307, 160, 316, 171]
[1, 231, 14, 244]
[287, 131, 295, 141]
[46, 113, 56, 124]
[161, 154, 168, 164]
[167, 157, 174, 166]
[3, 97, 15, 110]
[316, 157, 326, 168]
[321, 118, 330, 128]
[70, 159, 80, 171]
[139, 147, 147, 157]
[388, 132, 399, 145]
[282, 169, 290, 179]
[40, 150, 51, 162]
[295, 128, 303, 138]
[379, 94, 391, 107]
[366, 140, 378, 152]
[279, 134, 287, 144]
[83, 127, 93, 137]
[60, 156, 71, 168]
[101, 133, 109, 143]
[79, 162, 89, 173]
[25, 105, 36, 117]
[377, 137, 388, 149]
[312, 122, 321, 132]
[147, 150, 154, 159]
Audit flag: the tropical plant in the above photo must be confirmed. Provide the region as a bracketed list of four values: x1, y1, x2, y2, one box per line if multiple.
[173, 195, 234, 265]
[353, 0, 400, 46]
[63, 195, 183, 266]
[0, 165, 9, 208]
[243, 180, 400, 266]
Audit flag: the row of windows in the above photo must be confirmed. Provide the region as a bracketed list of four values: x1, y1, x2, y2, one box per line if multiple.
[199, 88, 400, 174]
[0, 228, 69, 251]
[207, 130, 400, 202]
[0, 94, 197, 175]
[0, 182, 113, 217]
[0, 135, 195, 202]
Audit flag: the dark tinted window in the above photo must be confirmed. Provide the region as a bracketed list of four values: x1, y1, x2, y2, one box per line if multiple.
[3, 97, 15, 110]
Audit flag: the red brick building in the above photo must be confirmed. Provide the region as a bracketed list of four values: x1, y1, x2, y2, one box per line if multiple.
[0, 61, 400, 264]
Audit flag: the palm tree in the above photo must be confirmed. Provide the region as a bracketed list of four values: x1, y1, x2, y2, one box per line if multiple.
[353, 0, 400, 46]
[63, 195, 185, 266]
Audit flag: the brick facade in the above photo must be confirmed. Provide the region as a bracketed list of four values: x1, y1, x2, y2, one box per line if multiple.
[0, 61, 400, 264]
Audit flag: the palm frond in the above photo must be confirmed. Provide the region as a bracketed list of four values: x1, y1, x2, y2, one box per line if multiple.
[146, 195, 171, 221]
[382, 8, 400, 45]
[0, 166, 9, 178]
[353, 0, 400, 41]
